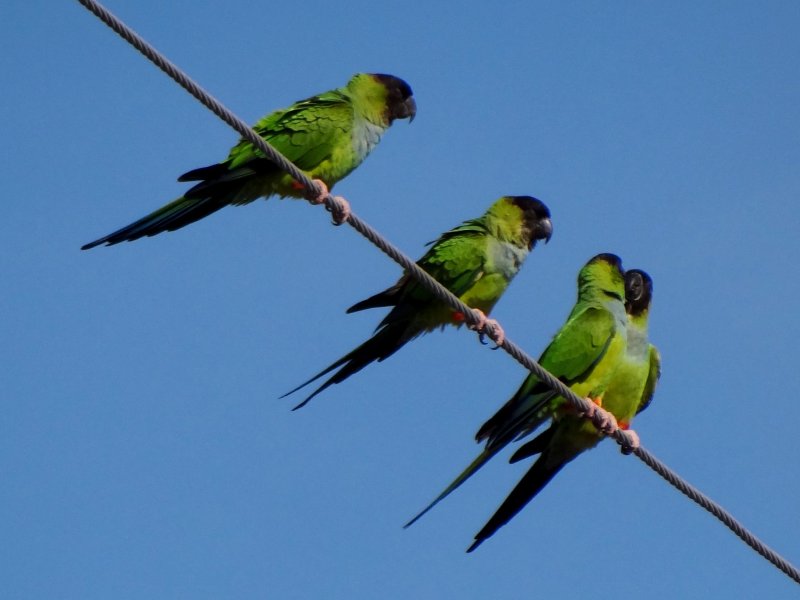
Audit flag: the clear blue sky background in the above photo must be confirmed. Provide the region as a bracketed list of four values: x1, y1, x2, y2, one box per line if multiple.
[3, 1, 799, 598]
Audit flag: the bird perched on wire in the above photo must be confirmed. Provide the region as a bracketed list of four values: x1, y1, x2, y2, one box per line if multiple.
[82, 73, 416, 249]
[283, 195, 553, 409]
[465, 267, 659, 551]
[405, 255, 659, 551]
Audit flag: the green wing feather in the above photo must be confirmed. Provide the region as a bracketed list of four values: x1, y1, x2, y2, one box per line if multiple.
[411, 230, 489, 297]
[538, 306, 617, 382]
[476, 306, 617, 448]
[365, 225, 493, 328]
[225, 93, 352, 172]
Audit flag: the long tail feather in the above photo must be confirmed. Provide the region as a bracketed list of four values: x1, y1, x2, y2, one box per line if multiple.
[280, 354, 356, 410]
[404, 447, 501, 528]
[82, 161, 271, 249]
[281, 324, 409, 410]
[346, 284, 402, 314]
[81, 195, 228, 249]
[508, 427, 555, 464]
[177, 162, 231, 182]
[467, 454, 567, 553]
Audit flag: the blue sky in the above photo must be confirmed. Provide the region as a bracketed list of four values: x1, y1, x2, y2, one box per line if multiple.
[3, 1, 799, 598]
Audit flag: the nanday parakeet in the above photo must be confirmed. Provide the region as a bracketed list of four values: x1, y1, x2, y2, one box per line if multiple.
[283, 196, 553, 409]
[464, 267, 659, 551]
[405, 253, 632, 539]
[82, 73, 416, 249]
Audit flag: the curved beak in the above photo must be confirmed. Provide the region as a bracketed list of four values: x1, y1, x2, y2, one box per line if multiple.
[401, 96, 417, 122]
[539, 217, 553, 244]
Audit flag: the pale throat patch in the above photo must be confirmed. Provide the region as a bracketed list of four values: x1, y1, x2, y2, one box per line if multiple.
[489, 239, 529, 280]
[351, 118, 387, 162]
[625, 325, 649, 360]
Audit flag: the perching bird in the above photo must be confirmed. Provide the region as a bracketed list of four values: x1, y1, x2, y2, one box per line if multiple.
[464, 267, 659, 551]
[283, 196, 553, 409]
[82, 73, 416, 249]
[595, 269, 660, 423]
[404, 253, 632, 540]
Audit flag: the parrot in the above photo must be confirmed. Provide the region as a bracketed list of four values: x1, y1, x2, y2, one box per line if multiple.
[283, 195, 553, 409]
[82, 73, 416, 249]
[404, 253, 632, 541]
[464, 267, 659, 551]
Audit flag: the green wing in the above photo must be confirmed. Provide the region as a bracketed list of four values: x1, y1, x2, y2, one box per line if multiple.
[477, 306, 617, 447]
[636, 344, 661, 415]
[415, 227, 490, 297]
[225, 92, 352, 171]
[539, 306, 618, 382]
[369, 225, 490, 312]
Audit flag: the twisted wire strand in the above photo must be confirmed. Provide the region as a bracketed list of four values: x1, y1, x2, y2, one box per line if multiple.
[76, 0, 323, 200]
[75, 0, 800, 585]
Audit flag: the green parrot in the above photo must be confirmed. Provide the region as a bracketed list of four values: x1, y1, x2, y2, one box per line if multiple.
[82, 73, 416, 249]
[466, 267, 659, 552]
[283, 196, 553, 409]
[404, 253, 631, 536]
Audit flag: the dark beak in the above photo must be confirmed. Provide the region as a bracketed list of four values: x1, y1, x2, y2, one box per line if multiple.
[539, 217, 553, 243]
[401, 96, 417, 122]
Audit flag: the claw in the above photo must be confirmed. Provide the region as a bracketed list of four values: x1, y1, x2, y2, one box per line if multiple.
[579, 399, 597, 420]
[307, 179, 329, 205]
[328, 195, 351, 225]
[468, 308, 488, 331]
[488, 320, 505, 346]
[581, 397, 618, 436]
[467, 309, 505, 347]
[619, 428, 640, 455]
[306, 179, 351, 225]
